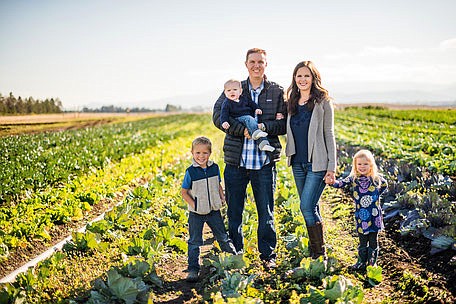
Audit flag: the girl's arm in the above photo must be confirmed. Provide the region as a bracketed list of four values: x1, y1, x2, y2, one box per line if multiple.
[379, 176, 388, 195]
[331, 176, 352, 188]
[181, 188, 195, 209]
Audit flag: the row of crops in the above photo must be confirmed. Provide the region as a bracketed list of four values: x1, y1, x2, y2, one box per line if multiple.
[335, 107, 456, 254]
[0, 108, 455, 303]
[0, 114, 209, 267]
[0, 113, 370, 302]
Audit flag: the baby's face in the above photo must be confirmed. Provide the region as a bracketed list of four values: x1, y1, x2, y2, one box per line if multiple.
[224, 83, 242, 101]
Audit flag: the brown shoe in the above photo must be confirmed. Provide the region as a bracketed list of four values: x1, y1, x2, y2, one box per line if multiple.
[186, 270, 199, 282]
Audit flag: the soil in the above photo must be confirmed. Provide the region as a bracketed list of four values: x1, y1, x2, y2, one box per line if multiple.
[2, 197, 455, 303]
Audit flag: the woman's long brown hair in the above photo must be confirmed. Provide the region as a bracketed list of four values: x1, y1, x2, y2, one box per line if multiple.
[286, 61, 330, 116]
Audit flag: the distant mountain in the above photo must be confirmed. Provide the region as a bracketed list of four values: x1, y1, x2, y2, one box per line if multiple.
[332, 82, 456, 106]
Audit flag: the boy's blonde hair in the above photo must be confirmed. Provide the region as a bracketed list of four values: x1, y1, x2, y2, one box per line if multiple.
[224, 79, 242, 89]
[192, 136, 212, 152]
[350, 149, 382, 186]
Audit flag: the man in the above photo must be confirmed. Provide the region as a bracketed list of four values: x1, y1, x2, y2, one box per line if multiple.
[212, 48, 287, 268]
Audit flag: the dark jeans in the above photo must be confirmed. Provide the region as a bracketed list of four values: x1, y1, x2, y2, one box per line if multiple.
[187, 210, 236, 272]
[291, 162, 326, 226]
[359, 231, 378, 249]
[224, 162, 277, 261]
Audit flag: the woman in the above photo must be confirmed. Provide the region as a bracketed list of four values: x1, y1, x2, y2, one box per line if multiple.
[285, 61, 336, 259]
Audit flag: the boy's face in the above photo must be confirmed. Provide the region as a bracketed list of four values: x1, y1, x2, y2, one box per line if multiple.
[192, 144, 211, 168]
[224, 82, 242, 101]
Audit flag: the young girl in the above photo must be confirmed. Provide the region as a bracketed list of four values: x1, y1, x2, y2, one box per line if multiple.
[329, 149, 387, 271]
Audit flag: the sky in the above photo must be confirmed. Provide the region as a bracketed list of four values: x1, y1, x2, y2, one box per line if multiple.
[1, 0, 455, 111]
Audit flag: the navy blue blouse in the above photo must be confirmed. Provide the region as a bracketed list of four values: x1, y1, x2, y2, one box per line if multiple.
[290, 104, 313, 164]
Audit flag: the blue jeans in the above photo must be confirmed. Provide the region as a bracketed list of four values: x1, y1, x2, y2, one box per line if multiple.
[188, 210, 236, 272]
[236, 115, 258, 136]
[291, 162, 326, 226]
[224, 163, 277, 261]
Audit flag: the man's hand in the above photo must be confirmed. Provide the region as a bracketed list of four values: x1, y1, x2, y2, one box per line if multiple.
[244, 128, 251, 139]
[255, 109, 263, 115]
[275, 113, 284, 120]
[222, 122, 230, 129]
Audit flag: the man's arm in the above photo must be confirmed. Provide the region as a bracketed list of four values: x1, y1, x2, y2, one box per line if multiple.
[261, 88, 287, 136]
[213, 92, 246, 136]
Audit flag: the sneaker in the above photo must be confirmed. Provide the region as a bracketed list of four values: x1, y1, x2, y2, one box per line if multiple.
[252, 130, 268, 140]
[349, 261, 366, 272]
[260, 144, 275, 152]
[186, 270, 199, 282]
[262, 259, 277, 270]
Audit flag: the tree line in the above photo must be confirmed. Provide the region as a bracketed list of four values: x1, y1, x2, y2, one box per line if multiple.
[0, 92, 63, 115]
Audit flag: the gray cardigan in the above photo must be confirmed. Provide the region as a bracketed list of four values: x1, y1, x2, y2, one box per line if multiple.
[285, 99, 336, 172]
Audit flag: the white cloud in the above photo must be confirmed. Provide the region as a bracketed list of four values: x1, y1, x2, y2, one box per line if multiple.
[440, 38, 456, 50]
[358, 46, 417, 56]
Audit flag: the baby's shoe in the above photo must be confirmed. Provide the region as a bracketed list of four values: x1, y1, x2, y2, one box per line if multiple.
[259, 141, 275, 152]
[252, 129, 268, 140]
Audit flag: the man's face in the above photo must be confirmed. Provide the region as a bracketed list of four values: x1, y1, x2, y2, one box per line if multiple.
[245, 52, 267, 79]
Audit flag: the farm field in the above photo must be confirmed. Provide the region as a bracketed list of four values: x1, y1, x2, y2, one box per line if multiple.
[0, 108, 455, 303]
[0, 112, 164, 136]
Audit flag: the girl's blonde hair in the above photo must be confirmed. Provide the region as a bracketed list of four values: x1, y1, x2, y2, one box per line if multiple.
[350, 149, 382, 186]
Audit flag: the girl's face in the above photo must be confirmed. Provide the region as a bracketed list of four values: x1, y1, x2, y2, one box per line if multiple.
[294, 66, 313, 93]
[192, 144, 211, 168]
[355, 156, 371, 176]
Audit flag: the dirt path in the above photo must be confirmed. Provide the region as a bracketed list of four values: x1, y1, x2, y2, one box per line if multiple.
[322, 192, 455, 303]
[152, 225, 214, 303]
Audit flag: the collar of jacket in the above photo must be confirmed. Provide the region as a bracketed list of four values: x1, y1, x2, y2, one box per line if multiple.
[242, 76, 271, 93]
[192, 159, 214, 168]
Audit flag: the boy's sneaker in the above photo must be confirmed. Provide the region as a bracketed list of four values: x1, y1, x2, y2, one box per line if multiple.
[262, 259, 277, 270]
[186, 270, 199, 283]
[252, 129, 268, 140]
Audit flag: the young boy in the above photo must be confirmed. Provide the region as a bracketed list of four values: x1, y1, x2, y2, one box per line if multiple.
[220, 79, 275, 152]
[181, 136, 237, 282]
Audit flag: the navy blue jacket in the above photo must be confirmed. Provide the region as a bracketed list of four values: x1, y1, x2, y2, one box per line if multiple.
[220, 95, 260, 124]
[213, 76, 287, 165]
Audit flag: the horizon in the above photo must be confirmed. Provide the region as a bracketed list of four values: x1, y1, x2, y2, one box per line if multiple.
[1, 0, 456, 110]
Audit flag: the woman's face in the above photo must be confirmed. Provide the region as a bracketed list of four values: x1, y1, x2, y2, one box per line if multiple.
[294, 66, 313, 92]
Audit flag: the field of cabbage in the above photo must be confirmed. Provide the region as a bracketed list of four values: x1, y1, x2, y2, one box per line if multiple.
[0, 108, 454, 303]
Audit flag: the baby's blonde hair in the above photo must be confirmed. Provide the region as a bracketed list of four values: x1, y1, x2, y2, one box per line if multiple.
[224, 79, 241, 89]
[349, 149, 382, 186]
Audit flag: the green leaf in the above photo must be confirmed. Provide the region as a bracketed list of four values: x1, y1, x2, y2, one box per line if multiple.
[323, 275, 347, 301]
[107, 269, 139, 304]
[367, 265, 383, 286]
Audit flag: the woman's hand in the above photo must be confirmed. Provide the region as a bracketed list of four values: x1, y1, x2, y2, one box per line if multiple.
[324, 171, 335, 184]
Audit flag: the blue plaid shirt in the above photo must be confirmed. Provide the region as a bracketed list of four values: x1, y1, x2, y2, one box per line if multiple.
[240, 82, 270, 170]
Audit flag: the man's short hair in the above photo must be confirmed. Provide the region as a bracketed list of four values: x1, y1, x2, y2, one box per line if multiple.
[246, 48, 267, 62]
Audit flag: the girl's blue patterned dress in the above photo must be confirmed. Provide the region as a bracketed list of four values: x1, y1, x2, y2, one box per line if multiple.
[332, 175, 387, 234]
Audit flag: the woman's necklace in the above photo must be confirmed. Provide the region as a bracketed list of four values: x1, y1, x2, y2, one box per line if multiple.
[298, 96, 310, 105]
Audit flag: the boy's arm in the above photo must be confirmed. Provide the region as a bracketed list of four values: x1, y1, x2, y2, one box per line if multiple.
[213, 92, 245, 136]
[220, 100, 229, 124]
[181, 188, 195, 209]
[218, 184, 226, 204]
